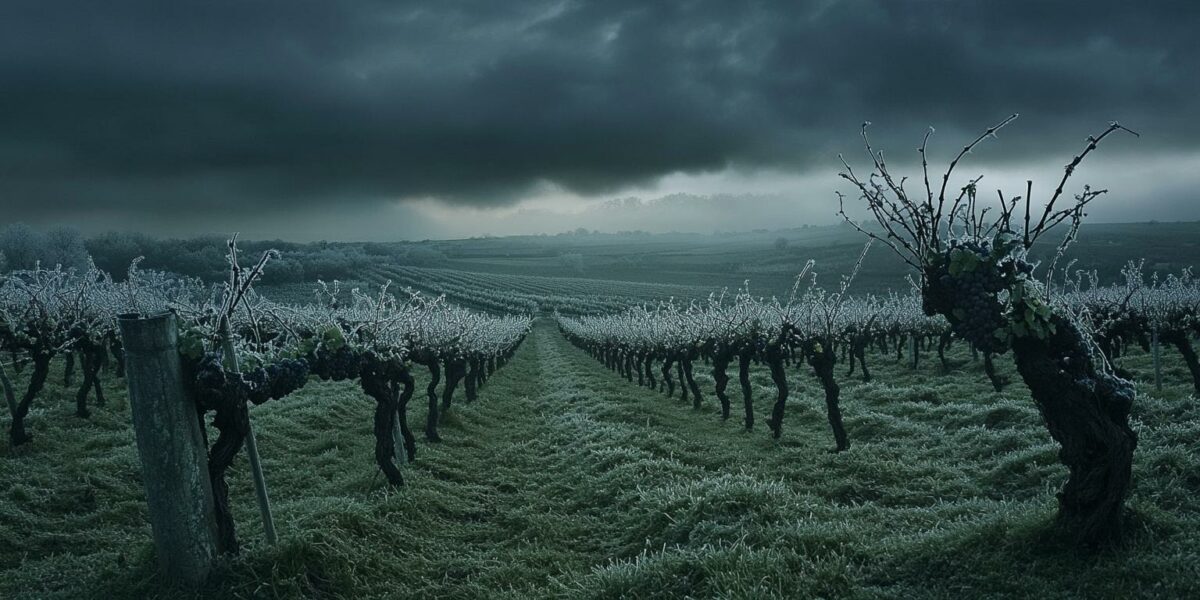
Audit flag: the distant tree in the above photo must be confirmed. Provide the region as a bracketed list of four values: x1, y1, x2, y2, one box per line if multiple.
[86, 231, 150, 278]
[363, 242, 399, 257]
[257, 256, 305, 284]
[0, 223, 41, 270]
[559, 253, 585, 273]
[402, 246, 448, 266]
[42, 227, 89, 270]
[0, 250, 6, 273]
[774, 237, 789, 250]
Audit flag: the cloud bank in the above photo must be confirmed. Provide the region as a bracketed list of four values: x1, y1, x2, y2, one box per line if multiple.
[1, 1, 1198, 238]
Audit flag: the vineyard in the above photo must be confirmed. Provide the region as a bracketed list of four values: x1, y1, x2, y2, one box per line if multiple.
[3, 236, 1199, 597]
[360, 265, 716, 315]
[2, 131, 1200, 599]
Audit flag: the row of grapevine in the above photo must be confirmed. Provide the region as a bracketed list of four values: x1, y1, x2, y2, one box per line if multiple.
[367, 265, 713, 315]
[1, 243, 531, 556]
[1062, 262, 1200, 393]
[557, 260, 1200, 453]
[557, 254, 946, 451]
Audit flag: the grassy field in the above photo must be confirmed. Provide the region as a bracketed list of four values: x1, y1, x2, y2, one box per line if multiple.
[248, 222, 1200, 317]
[417, 221, 1200, 296]
[1, 319, 1198, 599]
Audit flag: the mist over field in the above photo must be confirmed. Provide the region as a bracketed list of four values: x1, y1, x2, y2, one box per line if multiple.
[3, 2, 1200, 599]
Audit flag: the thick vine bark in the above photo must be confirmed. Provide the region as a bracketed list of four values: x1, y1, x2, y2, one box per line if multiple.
[108, 335, 125, 378]
[764, 346, 788, 439]
[682, 357, 702, 409]
[1011, 316, 1137, 545]
[1, 361, 18, 430]
[475, 358, 486, 388]
[206, 399, 247, 554]
[74, 345, 107, 418]
[712, 351, 732, 420]
[397, 368, 417, 462]
[10, 353, 51, 446]
[661, 356, 676, 397]
[937, 331, 953, 372]
[925, 267, 1138, 545]
[362, 366, 404, 487]
[806, 340, 848, 452]
[644, 354, 657, 390]
[440, 358, 466, 419]
[63, 351, 76, 387]
[676, 360, 688, 404]
[982, 351, 1006, 392]
[738, 351, 754, 430]
[1161, 331, 1200, 396]
[852, 337, 871, 382]
[424, 360, 442, 442]
[464, 358, 479, 403]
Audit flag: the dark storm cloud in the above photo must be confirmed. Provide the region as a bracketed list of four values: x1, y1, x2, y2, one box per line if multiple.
[1, 0, 1198, 221]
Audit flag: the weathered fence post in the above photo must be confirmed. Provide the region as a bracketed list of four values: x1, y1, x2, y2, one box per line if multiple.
[118, 311, 219, 585]
[1152, 329, 1163, 392]
[909, 336, 918, 370]
[217, 317, 278, 545]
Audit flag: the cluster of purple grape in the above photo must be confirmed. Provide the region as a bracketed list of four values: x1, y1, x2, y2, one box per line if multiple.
[194, 353, 310, 409]
[311, 346, 362, 381]
[939, 243, 1009, 353]
[194, 352, 243, 410]
[244, 358, 310, 404]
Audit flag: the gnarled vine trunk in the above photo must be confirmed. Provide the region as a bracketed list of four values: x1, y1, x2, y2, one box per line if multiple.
[363, 369, 404, 487]
[676, 360, 688, 404]
[764, 346, 788, 439]
[982, 351, 1006, 392]
[925, 270, 1138, 545]
[1161, 331, 1200, 396]
[9, 353, 51, 446]
[712, 351, 732, 420]
[440, 358, 467, 419]
[397, 368, 417, 462]
[738, 351, 754, 430]
[661, 356, 675, 398]
[424, 360, 442, 442]
[682, 357, 702, 409]
[63, 351, 76, 387]
[806, 340, 848, 452]
[206, 398, 247, 554]
[1011, 316, 1137, 545]
[937, 331, 953, 372]
[464, 358, 479, 402]
[75, 345, 107, 418]
[644, 354, 657, 390]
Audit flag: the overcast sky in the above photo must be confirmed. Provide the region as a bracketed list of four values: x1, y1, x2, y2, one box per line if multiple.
[2, 1, 1198, 241]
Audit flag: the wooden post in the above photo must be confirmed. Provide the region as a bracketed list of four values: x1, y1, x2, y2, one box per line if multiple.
[217, 317, 278, 545]
[118, 312, 219, 585]
[1152, 329, 1163, 392]
[909, 336, 918, 369]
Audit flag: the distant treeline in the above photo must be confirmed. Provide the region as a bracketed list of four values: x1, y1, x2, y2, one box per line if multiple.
[0, 225, 448, 284]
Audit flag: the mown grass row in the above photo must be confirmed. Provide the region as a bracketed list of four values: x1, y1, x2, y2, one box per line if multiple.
[1, 320, 1197, 598]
